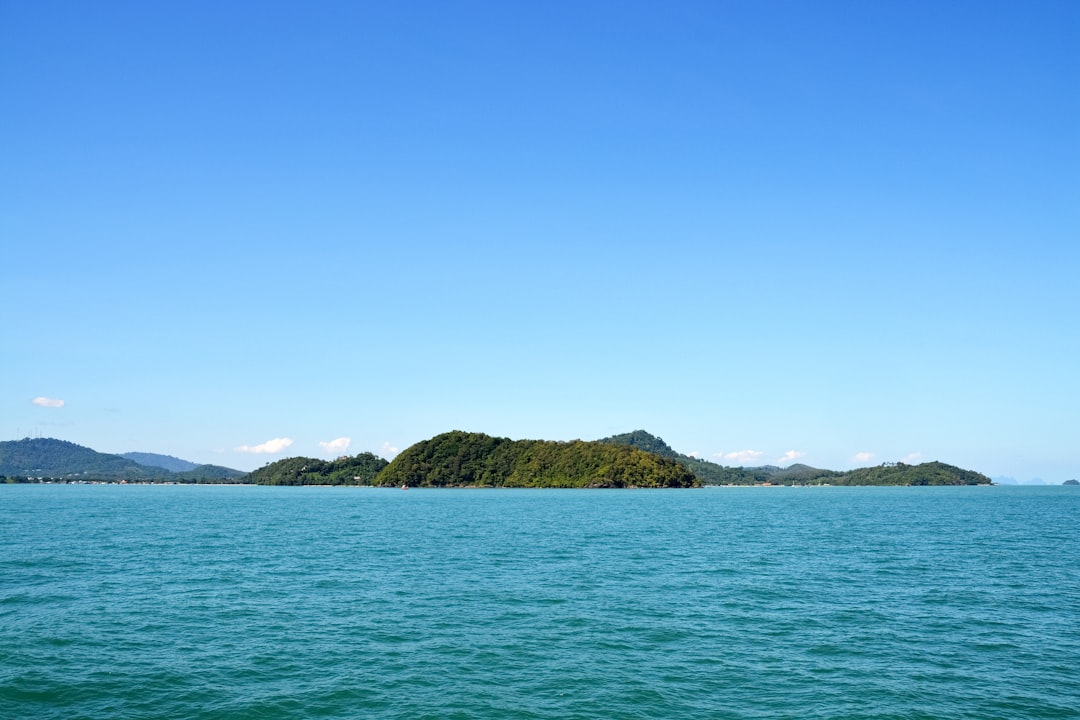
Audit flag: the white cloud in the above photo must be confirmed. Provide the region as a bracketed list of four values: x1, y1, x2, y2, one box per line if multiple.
[380, 441, 400, 457]
[687, 450, 701, 459]
[853, 451, 875, 464]
[319, 437, 351, 454]
[236, 437, 294, 454]
[777, 450, 806, 465]
[32, 396, 65, 408]
[718, 449, 765, 465]
[902, 452, 923, 464]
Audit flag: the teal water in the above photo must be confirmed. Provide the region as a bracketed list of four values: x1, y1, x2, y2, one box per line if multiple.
[2, 485, 1078, 719]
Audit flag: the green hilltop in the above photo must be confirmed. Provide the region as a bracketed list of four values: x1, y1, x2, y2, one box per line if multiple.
[247, 431, 698, 488]
[378, 431, 698, 488]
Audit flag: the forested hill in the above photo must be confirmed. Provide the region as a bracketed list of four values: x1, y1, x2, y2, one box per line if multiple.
[599, 430, 742, 484]
[0, 438, 245, 482]
[374, 431, 697, 488]
[244, 453, 389, 486]
[600, 430, 991, 486]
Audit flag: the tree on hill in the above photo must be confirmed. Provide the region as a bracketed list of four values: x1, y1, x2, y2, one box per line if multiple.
[598, 430, 765, 485]
[374, 431, 698, 488]
[834, 461, 991, 486]
[598, 430, 679, 458]
[244, 453, 388, 485]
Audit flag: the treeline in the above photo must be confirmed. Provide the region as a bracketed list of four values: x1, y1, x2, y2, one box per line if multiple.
[248, 431, 698, 488]
[244, 453, 389, 486]
[829, 461, 990, 486]
[599, 430, 990, 486]
[379, 431, 698, 488]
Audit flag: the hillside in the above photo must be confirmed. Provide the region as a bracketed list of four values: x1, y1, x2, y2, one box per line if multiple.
[121, 452, 199, 473]
[600, 430, 988, 486]
[597, 430, 765, 484]
[0, 438, 244, 482]
[244, 453, 389, 486]
[831, 461, 991, 486]
[374, 431, 698, 488]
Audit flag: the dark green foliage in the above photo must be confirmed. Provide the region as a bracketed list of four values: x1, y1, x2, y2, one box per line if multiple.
[598, 430, 770, 485]
[244, 453, 389, 486]
[599, 430, 679, 458]
[831, 461, 991, 486]
[375, 431, 698, 488]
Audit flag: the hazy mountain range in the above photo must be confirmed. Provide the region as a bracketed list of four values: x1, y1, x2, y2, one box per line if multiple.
[0, 438, 244, 482]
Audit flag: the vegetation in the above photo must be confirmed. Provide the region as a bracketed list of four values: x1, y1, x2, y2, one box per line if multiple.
[600, 431, 988, 486]
[374, 431, 698, 488]
[0, 432, 994, 487]
[828, 461, 990, 486]
[0, 438, 245, 482]
[245, 453, 388, 486]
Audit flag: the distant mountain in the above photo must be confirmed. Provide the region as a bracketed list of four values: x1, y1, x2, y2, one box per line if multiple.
[0, 438, 244, 482]
[122, 452, 199, 473]
[1065, 479, 1079, 486]
[992, 476, 1053, 486]
[599, 430, 989, 486]
[173, 464, 246, 481]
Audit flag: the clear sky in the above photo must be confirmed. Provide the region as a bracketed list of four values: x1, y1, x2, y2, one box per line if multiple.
[2, 1, 1077, 480]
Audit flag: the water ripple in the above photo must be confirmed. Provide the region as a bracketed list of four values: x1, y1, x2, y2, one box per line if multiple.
[1, 485, 1078, 719]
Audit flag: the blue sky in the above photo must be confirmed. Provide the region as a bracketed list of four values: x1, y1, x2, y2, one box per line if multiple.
[2, 1, 1077, 480]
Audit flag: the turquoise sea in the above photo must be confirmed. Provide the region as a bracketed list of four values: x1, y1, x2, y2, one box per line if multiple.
[2, 485, 1078, 719]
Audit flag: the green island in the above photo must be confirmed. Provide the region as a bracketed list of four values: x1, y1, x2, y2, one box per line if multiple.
[2, 432, 992, 487]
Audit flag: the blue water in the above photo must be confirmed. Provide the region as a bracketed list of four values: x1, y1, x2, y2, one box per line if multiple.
[2, 485, 1078, 719]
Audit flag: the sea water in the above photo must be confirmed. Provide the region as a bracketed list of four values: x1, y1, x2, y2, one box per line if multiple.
[1, 485, 1077, 719]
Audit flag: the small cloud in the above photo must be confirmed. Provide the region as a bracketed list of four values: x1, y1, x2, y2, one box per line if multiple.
[32, 396, 65, 408]
[236, 437, 294, 454]
[853, 451, 875, 464]
[718, 449, 765, 465]
[687, 450, 701, 459]
[902, 452, 923, 464]
[380, 441, 400, 457]
[777, 450, 806, 465]
[319, 437, 351, 454]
